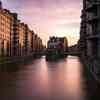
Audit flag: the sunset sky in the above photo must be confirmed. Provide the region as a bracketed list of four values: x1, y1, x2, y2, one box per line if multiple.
[2, 0, 82, 46]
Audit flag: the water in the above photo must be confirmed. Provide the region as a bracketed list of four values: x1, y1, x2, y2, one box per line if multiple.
[0, 56, 99, 100]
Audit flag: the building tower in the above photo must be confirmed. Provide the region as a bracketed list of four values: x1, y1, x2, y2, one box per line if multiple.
[0, 0, 2, 9]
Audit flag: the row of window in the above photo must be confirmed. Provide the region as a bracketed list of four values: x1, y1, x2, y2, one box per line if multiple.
[0, 13, 13, 23]
[0, 33, 10, 41]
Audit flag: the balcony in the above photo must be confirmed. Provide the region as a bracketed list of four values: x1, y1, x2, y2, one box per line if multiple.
[86, 34, 99, 40]
[87, 15, 99, 23]
[85, 1, 100, 11]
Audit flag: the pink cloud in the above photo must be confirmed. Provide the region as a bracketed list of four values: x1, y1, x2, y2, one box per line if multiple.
[3, 0, 82, 45]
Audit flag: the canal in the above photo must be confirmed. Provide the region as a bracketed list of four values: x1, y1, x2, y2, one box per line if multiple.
[0, 56, 100, 100]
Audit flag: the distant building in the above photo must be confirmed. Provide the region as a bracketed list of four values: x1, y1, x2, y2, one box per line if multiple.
[68, 44, 79, 55]
[34, 35, 43, 53]
[47, 36, 68, 54]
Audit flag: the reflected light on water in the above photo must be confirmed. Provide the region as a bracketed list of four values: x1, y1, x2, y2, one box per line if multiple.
[65, 56, 84, 100]
[0, 56, 85, 100]
[33, 58, 50, 97]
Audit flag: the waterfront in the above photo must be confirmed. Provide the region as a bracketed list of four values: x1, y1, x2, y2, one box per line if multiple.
[0, 56, 100, 100]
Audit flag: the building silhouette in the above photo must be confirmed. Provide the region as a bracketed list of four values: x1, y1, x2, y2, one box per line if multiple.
[78, 0, 100, 76]
[79, 0, 100, 59]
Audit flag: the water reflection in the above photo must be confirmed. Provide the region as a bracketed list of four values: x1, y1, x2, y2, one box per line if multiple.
[65, 56, 84, 100]
[0, 56, 85, 100]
